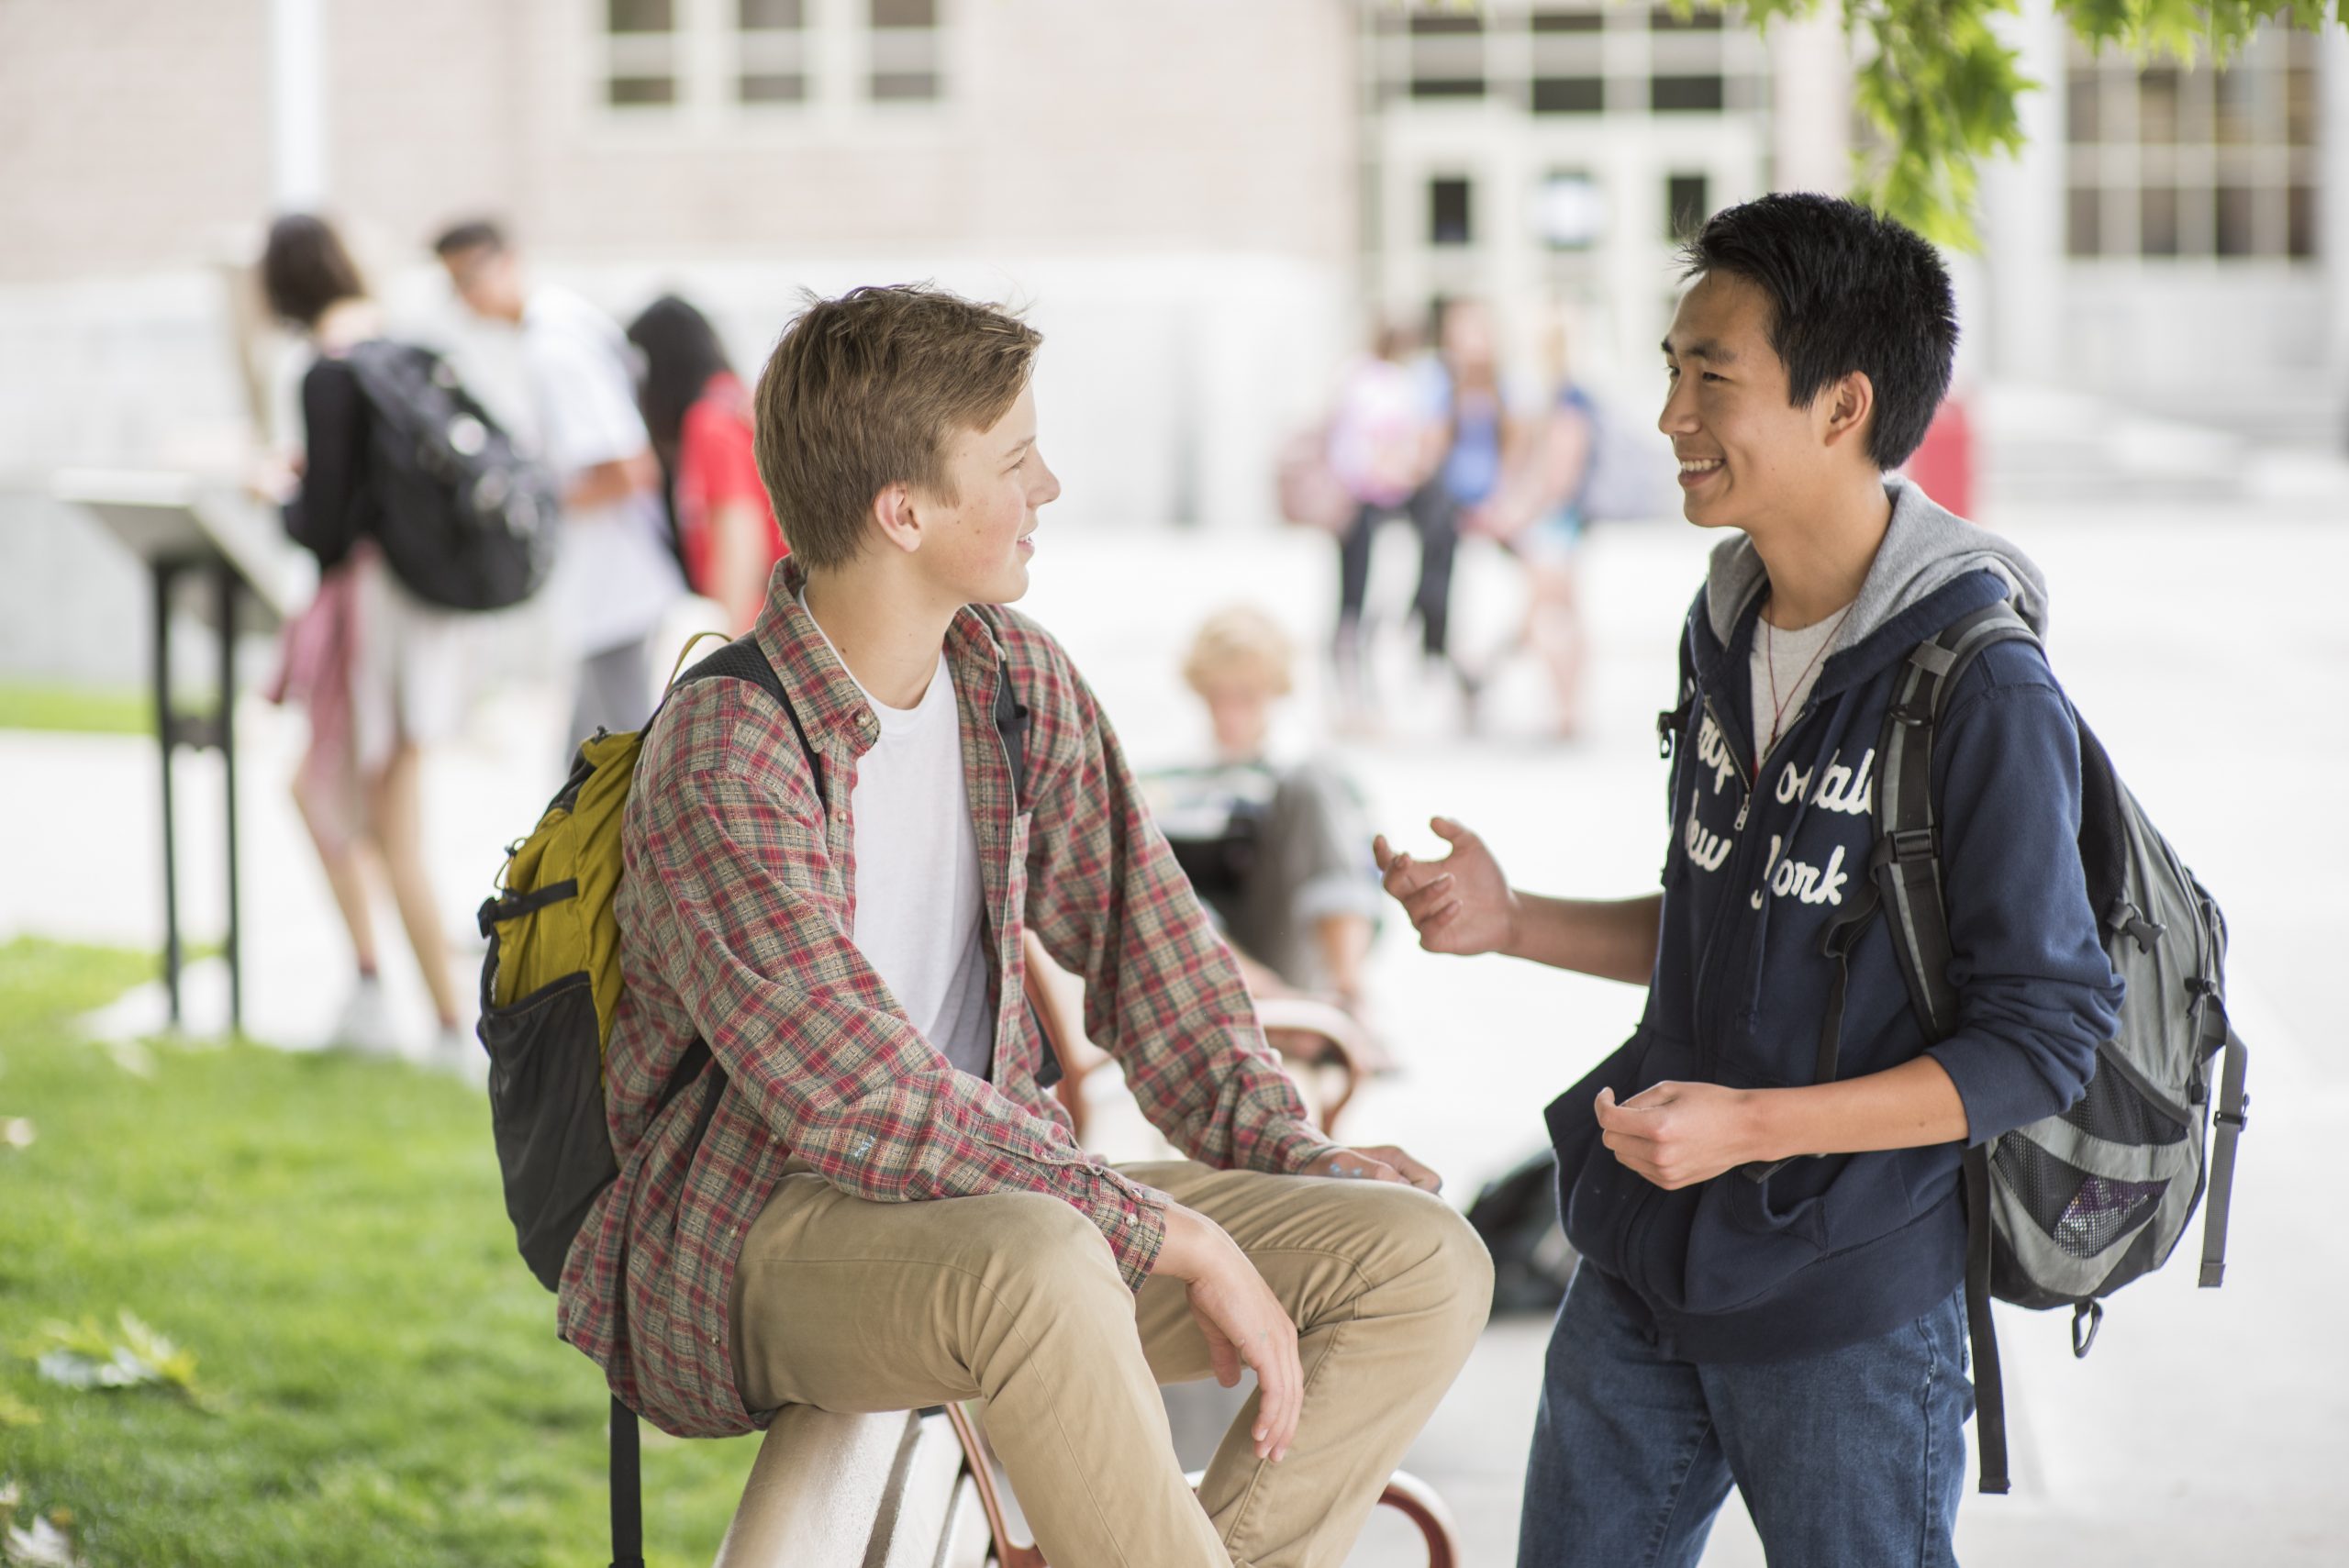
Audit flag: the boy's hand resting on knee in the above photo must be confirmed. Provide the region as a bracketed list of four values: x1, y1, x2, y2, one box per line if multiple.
[1152, 1204, 1302, 1463]
[1300, 1144, 1444, 1193]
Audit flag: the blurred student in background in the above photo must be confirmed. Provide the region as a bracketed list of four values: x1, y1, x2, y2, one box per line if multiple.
[1150, 606, 1384, 1019]
[1416, 296, 1526, 717]
[432, 219, 683, 755]
[1328, 319, 1442, 710]
[257, 213, 473, 1056]
[1480, 317, 1601, 739]
[627, 295, 785, 634]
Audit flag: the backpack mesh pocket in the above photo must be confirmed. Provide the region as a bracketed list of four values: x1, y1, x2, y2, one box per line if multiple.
[2060, 1062, 2188, 1147]
[1993, 1138, 2167, 1259]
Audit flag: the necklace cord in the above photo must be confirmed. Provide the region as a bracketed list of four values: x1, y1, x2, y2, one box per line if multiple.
[1763, 601, 1852, 756]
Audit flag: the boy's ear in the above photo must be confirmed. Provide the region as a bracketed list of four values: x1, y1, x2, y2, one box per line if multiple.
[1820, 369, 1876, 455]
[870, 481, 923, 556]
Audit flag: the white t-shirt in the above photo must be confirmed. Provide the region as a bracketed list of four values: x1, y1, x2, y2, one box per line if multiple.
[1327, 357, 1426, 508]
[805, 601, 996, 1080]
[1750, 604, 1848, 763]
[522, 287, 682, 656]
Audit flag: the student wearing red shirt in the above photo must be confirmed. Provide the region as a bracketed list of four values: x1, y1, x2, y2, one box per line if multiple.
[629, 295, 787, 632]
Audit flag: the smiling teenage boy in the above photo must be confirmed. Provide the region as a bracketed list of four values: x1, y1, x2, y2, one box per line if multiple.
[560, 285, 1490, 1568]
[1376, 195, 2122, 1565]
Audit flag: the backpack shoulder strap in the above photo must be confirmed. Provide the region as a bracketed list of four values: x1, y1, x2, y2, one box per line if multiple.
[1870, 596, 2040, 1499]
[336, 339, 433, 435]
[1962, 1144, 2013, 1495]
[1873, 599, 2041, 1040]
[677, 634, 822, 805]
[993, 657, 1030, 809]
[678, 632, 788, 705]
[2199, 1010, 2251, 1288]
[961, 605, 1034, 810]
[1655, 610, 1698, 761]
[609, 1395, 646, 1568]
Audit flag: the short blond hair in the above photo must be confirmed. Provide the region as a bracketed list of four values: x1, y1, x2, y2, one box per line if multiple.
[1182, 606, 1294, 697]
[752, 284, 1042, 570]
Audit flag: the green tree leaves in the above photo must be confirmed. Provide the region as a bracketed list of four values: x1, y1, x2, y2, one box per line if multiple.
[1764, 0, 2344, 246]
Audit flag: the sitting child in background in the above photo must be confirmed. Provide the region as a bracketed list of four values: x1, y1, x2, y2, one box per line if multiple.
[1146, 607, 1385, 1025]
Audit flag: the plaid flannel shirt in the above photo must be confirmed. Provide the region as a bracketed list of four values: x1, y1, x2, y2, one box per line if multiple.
[558, 563, 1330, 1438]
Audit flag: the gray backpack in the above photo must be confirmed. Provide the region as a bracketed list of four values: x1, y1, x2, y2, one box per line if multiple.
[1828, 599, 2249, 1496]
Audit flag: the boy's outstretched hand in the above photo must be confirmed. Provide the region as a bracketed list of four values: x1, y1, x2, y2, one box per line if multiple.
[1373, 817, 1520, 957]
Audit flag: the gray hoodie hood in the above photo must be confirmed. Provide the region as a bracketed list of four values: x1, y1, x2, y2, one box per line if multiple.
[1703, 475, 2050, 654]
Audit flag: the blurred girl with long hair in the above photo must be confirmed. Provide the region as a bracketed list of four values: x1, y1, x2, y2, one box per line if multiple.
[627, 295, 785, 633]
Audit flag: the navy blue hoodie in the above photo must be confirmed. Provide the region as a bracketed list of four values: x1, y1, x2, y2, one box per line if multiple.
[1549, 480, 2125, 1362]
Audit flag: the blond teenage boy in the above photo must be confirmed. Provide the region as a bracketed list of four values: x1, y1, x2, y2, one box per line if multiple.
[560, 286, 1491, 1568]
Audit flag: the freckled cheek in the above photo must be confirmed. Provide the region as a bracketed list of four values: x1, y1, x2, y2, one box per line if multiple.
[996, 496, 1029, 548]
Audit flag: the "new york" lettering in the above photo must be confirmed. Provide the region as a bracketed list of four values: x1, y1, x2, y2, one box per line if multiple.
[1747, 833, 1852, 910]
[1773, 747, 1875, 818]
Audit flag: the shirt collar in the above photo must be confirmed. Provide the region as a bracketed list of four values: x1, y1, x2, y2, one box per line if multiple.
[752, 558, 1011, 751]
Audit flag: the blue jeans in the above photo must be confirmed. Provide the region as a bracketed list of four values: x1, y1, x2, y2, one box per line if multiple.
[1519, 1264, 1973, 1568]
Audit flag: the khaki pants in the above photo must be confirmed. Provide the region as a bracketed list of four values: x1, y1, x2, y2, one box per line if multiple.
[730, 1160, 1493, 1568]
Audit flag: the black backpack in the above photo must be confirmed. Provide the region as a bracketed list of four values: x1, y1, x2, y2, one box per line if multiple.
[1465, 1146, 1580, 1315]
[1828, 600, 2251, 1496]
[343, 339, 559, 612]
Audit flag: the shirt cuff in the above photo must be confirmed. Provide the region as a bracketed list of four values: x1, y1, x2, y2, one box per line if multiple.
[1093, 1169, 1170, 1290]
[1926, 1031, 2036, 1149]
[1252, 1117, 1338, 1176]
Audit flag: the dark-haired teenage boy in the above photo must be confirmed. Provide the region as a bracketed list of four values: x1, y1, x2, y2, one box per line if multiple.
[1376, 193, 2122, 1565]
[433, 219, 682, 753]
[565, 284, 1491, 1568]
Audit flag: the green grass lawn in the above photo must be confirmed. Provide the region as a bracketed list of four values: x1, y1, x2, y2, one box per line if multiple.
[0, 684, 161, 737]
[0, 939, 760, 1567]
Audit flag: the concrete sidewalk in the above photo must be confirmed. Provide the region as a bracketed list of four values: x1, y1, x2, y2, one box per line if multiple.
[6, 500, 2343, 1563]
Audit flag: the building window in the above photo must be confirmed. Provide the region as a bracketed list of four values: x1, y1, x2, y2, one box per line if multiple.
[1408, 12, 1486, 99]
[1532, 77, 1605, 113]
[870, 0, 941, 102]
[1665, 172, 1711, 239]
[603, 0, 679, 107]
[1375, 3, 1756, 119]
[1431, 176, 1475, 247]
[1360, 6, 1803, 105]
[594, 0, 950, 117]
[1644, 2, 1734, 115]
[1531, 5, 1604, 114]
[1538, 170, 1606, 250]
[1652, 75, 1726, 113]
[2065, 25, 2320, 260]
[737, 0, 808, 105]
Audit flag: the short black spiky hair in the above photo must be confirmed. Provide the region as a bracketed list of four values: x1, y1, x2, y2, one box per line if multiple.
[431, 217, 508, 260]
[1680, 193, 1956, 471]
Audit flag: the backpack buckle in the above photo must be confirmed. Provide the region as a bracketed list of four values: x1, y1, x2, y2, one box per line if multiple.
[1887, 828, 1937, 863]
[2108, 899, 2166, 953]
[2071, 1299, 2104, 1359]
[1656, 696, 1691, 760]
[2214, 1098, 2249, 1132]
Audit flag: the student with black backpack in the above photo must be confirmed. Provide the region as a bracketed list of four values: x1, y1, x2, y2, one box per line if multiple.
[261, 213, 541, 1058]
[1378, 195, 2143, 1565]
